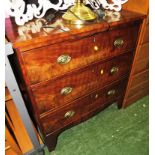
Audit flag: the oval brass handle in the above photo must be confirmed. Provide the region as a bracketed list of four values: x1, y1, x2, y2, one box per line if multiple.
[110, 67, 119, 74]
[114, 38, 124, 48]
[61, 87, 73, 95]
[107, 89, 116, 96]
[57, 54, 71, 64]
[64, 110, 75, 118]
[93, 45, 99, 51]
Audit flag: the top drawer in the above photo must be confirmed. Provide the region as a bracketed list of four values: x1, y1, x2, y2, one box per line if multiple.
[21, 25, 139, 85]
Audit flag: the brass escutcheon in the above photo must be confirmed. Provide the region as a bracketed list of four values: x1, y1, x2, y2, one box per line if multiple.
[93, 45, 99, 51]
[100, 69, 104, 75]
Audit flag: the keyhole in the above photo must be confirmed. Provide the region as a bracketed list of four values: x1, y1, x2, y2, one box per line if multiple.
[93, 37, 96, 43]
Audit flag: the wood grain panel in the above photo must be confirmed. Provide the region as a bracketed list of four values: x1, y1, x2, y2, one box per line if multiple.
[136, 43, 149, 61]
[123, 0, 149, 14]
[5, 126, 22, 155]
[32, 52, 132, 115]
[127, 80, 149, 99]
[124, 87, 148, 108]
[5, 100, 33, 153]
[122, 8, 148, 108]
[133, 58, 148, 75]
[141, 24, 149, 44]
[40, 80, 127, 134]
[130, 70, 149, 88]
[22, 25, 138, 84]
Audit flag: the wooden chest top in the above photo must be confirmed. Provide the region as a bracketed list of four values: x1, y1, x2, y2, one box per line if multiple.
[5, 10, 145, 51]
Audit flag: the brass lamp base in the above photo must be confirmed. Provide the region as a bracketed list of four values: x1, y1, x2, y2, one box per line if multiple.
[62, 2, 97, 24]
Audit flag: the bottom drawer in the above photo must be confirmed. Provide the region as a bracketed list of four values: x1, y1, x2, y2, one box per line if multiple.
[40, 79, 127, 135]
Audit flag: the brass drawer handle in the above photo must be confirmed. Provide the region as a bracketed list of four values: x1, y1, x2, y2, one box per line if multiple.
[61, 87, 73, 95]
[114, 38, 124, 48]
[64, 110, 75, 118]
[107, 89, 116, 96]
[57, 54, 71, 64]
[110, 67, 119, 74]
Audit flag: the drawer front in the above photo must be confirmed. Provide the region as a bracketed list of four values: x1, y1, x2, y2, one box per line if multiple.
[130, 70, 149, 88]
[136, 43, 149, 61]
[133, 58, 149, 75]
[22, 25, 139, 85]
[127, 80, 149, 99]
[40, 80, 127, 134]
[32, 52, 132, 115]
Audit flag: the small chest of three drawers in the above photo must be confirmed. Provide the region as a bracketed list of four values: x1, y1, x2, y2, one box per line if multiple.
[6, 10, 144, 151]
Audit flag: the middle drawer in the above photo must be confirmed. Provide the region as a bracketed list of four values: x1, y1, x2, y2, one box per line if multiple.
[31, 52, 133, 115]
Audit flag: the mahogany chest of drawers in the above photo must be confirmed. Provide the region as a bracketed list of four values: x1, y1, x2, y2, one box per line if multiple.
[5, 10, 145, 151]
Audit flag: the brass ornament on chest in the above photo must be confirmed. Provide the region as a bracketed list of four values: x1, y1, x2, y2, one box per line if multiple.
[62, 0, 97, 24]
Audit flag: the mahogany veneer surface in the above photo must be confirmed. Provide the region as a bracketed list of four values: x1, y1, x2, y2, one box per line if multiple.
[32, 52, 132, 115]
[5, 10, 144, 151]
[41, 79, 127, 135]
[22, 25, 138, 84]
